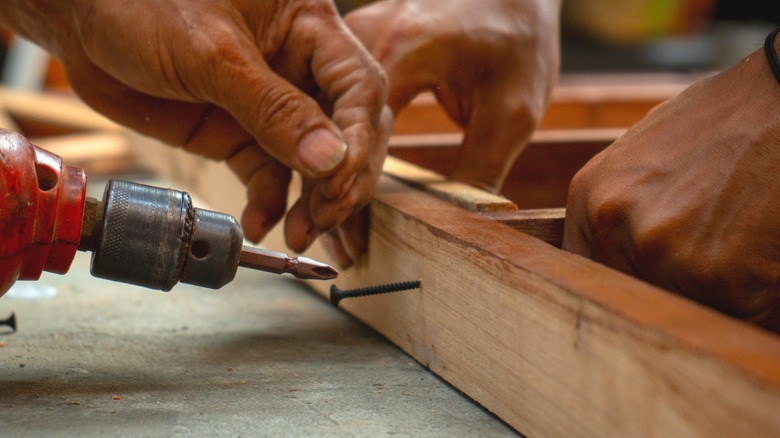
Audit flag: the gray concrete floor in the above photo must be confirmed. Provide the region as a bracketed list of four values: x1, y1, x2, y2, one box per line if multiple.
[0, 246, 517, 437]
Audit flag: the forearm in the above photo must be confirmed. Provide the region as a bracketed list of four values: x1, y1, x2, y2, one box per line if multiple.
[0, 0, 73, 56]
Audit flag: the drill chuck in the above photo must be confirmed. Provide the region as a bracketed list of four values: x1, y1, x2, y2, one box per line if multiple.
[82, 179, 243, 291]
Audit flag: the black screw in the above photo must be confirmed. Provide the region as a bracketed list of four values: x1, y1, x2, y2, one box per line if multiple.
[330, 280, 421, 307]
[0, 312, 16, 333]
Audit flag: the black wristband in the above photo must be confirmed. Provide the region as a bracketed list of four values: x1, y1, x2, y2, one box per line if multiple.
[764, 27, 780, 86]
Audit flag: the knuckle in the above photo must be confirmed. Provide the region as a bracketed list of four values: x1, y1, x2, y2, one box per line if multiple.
[666, 251, 779, 318]
[587, 199, 629, 246]
[581, 185, 630, 242]
[297, 0, 339, 18]
[383, 15, 426, 47]
[253, 85, 308, 132]
[509, 101, 538, 124]
[631, 216, 678, 269]
[567, 163, 595, 206]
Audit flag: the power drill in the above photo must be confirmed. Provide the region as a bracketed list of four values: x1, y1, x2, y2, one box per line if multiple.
[0, 128, 337, 298]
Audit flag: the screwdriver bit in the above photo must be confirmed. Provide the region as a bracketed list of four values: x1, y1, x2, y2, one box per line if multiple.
[238, 246, 338, 280]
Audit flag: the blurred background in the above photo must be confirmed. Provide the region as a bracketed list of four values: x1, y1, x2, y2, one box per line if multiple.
[1, 0, 779, 91]
[559, 0, 779, 72]
[337, 0, 780, 73]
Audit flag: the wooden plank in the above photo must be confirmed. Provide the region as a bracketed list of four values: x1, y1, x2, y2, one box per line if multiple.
[383, 156, 517, 212]
[389, 128, 621, 209]
[392, 72, 706, 135]
[389, 128, 625, 149]
[307, 176, 780, 437]
[481, 208, 565, 247]
[0, 86, 119, 135]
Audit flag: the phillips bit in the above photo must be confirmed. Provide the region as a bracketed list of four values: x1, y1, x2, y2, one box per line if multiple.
[238, 246, 338, 280]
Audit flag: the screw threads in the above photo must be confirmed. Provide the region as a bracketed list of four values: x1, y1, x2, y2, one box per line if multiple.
[330, 280, 421, 306]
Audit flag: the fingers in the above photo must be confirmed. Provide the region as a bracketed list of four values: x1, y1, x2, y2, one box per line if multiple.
[226, 144, 291, 244]
[448, 88, 539, 192]
[300, 16, 387, 200]
[333, 208, 370, 266]
[315, 208, 371, 270]
[284, 107, 392, 253]
[344, 2, 431, 114]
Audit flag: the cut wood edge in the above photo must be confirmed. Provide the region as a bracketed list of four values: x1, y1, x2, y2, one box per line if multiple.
[389, 128, 626, 149]
[383, 155, 517, 212]
[482, 208, 565, 247]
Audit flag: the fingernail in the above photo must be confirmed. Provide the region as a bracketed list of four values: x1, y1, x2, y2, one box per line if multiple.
[299, 129, 347, 173]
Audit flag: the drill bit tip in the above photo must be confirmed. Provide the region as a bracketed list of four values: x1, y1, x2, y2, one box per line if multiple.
[238, 246, 338, 280]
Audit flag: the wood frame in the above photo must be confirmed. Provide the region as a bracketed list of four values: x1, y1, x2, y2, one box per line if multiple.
[4, 72, 779, 436]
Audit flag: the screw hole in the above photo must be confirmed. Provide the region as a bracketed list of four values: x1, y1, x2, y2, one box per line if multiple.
[35, 164, 57, 191]
[190, 240, 210, 260]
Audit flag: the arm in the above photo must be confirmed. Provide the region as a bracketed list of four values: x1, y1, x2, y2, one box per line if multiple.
[0, 0, 390, 251]
[563, 36, 780, 332]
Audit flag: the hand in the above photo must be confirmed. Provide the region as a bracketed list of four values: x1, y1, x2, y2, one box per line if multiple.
[4, 0, 388, 251]
[344, 0, 561, 192]
[288, 106, 393, 259]
[563, 47, 780, 332]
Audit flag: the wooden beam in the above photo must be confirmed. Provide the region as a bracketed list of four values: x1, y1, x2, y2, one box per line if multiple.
[0, 86, 119, 135]
[392, 72, 706, 135]
[389, 128, 622, 209]
[481, 208, 565, 247]
[383, 156, 517, 212]
[306, 175, 780, 437]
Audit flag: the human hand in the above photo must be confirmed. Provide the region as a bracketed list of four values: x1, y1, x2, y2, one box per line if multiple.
[344, 0, 561, 192]
[563, 47, 780, 332]
[5, 0, 388, 251]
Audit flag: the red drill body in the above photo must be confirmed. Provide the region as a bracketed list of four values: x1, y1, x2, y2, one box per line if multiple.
[0, 129, 86, 296]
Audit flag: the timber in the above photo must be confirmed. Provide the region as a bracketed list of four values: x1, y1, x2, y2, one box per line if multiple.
[307, 175, 780, 437]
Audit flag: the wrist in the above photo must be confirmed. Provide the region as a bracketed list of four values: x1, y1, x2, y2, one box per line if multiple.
[764, 27, 780, 87]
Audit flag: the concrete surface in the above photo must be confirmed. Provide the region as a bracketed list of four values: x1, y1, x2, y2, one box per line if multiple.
[0, 251, 518, 437]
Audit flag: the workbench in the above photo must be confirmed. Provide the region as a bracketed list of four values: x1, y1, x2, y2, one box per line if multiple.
[0, 174, 517, 437]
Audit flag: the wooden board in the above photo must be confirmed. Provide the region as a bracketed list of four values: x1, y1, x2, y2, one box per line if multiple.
[0, 85, 119, 136]
[393, 72, 706, 135]
[306, 175, 780, 437]
[388, 128, 625, 209]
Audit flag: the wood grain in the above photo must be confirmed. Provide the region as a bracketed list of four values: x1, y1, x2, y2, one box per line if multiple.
[383, 156, 517, 212]
[481, 208, 565, 247]
[307, 176, 780, 437]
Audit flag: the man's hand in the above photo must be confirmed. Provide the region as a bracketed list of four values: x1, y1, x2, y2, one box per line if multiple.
[4, 0, 389, 251]
[321, 0, 561, 269]
[344, 0, 561, 192]
[563, 47, 780, 332]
